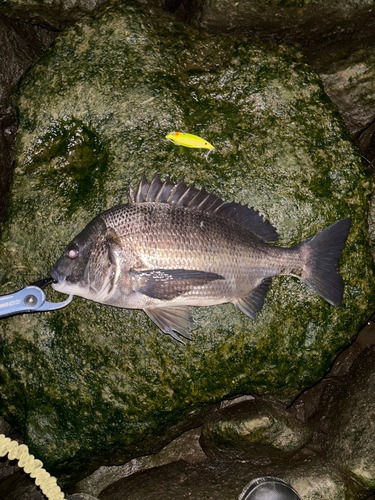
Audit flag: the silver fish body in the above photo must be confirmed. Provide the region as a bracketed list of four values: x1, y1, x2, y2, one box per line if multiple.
[50, 173, 352, 342]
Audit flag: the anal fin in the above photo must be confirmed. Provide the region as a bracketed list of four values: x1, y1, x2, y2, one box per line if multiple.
[233, 278, 272, 321]
[144, 306, 194, 343]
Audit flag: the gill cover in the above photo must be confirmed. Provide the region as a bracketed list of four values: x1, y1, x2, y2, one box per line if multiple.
[87, 227, 122, 299]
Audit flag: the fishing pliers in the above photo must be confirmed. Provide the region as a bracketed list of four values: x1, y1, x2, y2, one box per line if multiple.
[0, 277, 73, 319]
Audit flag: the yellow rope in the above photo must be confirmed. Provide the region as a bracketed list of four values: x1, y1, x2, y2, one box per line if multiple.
[0, 433, 65, 500]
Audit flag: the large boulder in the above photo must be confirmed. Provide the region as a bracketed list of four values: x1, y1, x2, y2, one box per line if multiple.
[180, 0, 375, 50]
[200, 398, 311, 461]
[98, 450, 362, 500]
[308, 345, 375, 489]
[0, 0, 374, 486]
[0, 13, 56, 221]
[310, 39, 375, 138]
[0, 0, 108, 29]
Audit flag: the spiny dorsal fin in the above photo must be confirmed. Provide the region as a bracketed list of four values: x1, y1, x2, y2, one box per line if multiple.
[128, 173, 278, 242]
[128, 182, 137, 203]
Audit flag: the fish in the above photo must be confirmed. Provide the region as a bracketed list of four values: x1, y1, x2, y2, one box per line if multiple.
[165, 132, 214, 149]
[50, 173, 352, 343]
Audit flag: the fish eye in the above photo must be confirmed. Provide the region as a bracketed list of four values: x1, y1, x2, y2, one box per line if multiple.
[66, 243, 79, 259]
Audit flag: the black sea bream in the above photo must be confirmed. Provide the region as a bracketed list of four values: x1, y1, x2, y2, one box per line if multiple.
[50, 173, 352, 342]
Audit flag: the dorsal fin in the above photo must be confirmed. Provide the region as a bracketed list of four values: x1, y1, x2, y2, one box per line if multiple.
[128, 173, 279, 242]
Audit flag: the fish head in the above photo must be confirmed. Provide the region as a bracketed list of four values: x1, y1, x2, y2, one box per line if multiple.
[50, 216, 121, 302]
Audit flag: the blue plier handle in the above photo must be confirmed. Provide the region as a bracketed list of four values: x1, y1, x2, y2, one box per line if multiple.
[0, 277, 73, 319]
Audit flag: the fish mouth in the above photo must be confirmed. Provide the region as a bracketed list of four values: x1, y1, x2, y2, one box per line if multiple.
[50, 267, 66, 291]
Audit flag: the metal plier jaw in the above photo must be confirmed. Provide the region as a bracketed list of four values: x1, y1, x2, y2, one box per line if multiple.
[0, 277, 73, 319]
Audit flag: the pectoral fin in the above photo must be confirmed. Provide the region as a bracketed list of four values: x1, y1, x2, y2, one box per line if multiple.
[144, 306, 194, 343]
[233, 278, 272, 320]
[130, 269, 224, 301]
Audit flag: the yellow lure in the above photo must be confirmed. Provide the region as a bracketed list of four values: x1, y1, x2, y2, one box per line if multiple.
[166, 132, 214, 149]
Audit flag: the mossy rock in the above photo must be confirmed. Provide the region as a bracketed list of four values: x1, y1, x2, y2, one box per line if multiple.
[0, 0, 374, 486]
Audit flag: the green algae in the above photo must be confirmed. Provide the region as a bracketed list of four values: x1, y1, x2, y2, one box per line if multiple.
[0, 0, 374, 486]
[26, 119, 108, 210]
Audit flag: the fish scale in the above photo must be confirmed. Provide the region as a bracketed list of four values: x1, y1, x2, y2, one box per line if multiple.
[112, 204, 257, 290]
[50, 173, 352, 343]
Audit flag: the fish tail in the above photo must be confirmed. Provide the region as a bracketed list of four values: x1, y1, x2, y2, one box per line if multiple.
[299, 217, 352, 306]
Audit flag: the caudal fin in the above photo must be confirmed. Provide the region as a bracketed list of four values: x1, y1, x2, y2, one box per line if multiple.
[300, 217, 352, 306]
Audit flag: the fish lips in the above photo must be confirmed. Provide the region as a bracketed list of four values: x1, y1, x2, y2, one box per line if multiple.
[50, 267, 66, 291]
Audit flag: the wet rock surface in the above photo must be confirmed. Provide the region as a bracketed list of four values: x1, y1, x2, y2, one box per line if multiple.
[2, 319, 375, 500]
[0, 0, 375, 499]
[95, 456, 321, 499]
[0, 0, 108, 30]
[309, 345, 375, 489]
[308, 36, 375, 180]
[97, 452, 362, 500]
[79, 318, 375, 500]
[74, 428, 207, 497]
[309, 37, 375, 138]
[0, 13, 56, 221]
[200, 398, 311, 461]
[1, 0, 373, 487]
[179, 0, 375, 53]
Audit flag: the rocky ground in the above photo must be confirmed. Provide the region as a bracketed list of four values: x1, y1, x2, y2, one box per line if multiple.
[0, 1, 375, 499]
[2, 316, 375, 499]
